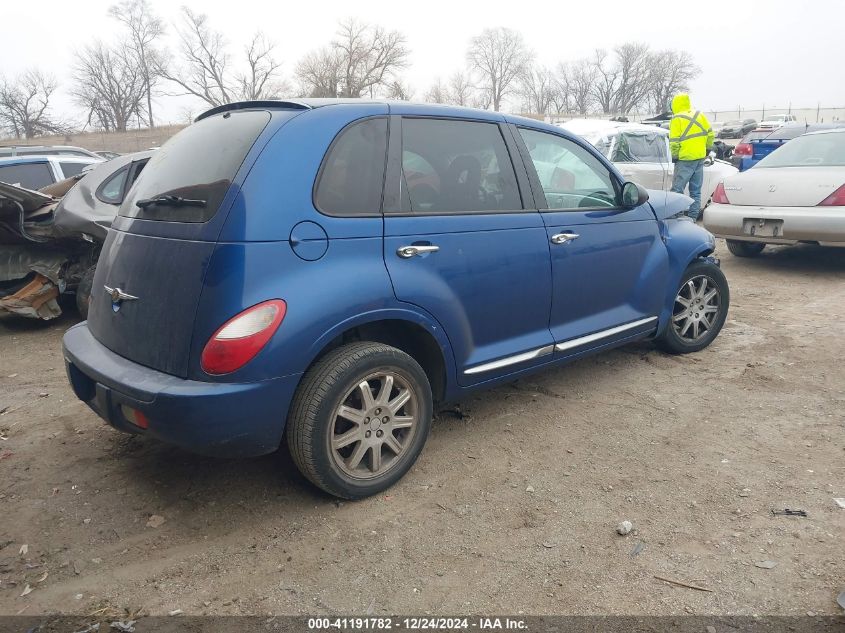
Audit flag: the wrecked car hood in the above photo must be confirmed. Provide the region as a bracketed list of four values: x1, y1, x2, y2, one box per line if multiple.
[0, 181, 60, 244]
[0, 181, 82, 319]
[0, 181, 55, 213]
[647, 189, 694, 220]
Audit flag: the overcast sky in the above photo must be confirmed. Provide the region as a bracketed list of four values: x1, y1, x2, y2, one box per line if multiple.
[4, 0, 844, 125]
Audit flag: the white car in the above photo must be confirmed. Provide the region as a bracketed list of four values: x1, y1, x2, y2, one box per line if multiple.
[561, 119, 737, 208]
[704, 128, 845, 256]
[0, 155, 103, 190]
[758, 114, 798, 129]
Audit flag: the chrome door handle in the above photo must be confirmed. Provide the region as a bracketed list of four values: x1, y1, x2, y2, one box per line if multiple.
[550, 232, 579, 244]
[397, 244, 440, 258]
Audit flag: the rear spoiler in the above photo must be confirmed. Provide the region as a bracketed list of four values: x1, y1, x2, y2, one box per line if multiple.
[195, 100, 312, 122]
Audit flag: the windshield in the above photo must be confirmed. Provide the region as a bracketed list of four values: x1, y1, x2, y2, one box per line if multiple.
[755, 133, 845, 168]
[724, 121, 741, 126]
[120, 110, 271, 222]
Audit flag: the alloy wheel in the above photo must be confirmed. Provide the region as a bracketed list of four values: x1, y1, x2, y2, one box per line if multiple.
[672, 275, 722, 342]
[330, 371, 418, 480]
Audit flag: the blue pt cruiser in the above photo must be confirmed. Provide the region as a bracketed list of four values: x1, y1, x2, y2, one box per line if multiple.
[63, 100, 729, 498]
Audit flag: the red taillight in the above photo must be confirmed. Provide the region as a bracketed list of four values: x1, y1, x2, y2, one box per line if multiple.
[734, 142, 752, 156]
[712, 182, 731, 204]
[818, 184, 845, 207]
[201, 300, 287, 375]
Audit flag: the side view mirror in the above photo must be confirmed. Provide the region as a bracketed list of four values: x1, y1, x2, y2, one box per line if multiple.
[621, 181, 649, 209]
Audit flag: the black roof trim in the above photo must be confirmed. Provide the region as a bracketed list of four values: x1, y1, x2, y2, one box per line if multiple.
[195, 100, 312, 122]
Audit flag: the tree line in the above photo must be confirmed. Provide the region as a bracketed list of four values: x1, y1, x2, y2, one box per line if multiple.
[0, 0, 699, 138]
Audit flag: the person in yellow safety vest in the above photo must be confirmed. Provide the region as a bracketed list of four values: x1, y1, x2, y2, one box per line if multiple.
[669, 93, 714, 221]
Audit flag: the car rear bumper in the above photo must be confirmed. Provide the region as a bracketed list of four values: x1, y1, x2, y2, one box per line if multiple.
[704, 203, 845, 246]
[62, 322, 301, 457]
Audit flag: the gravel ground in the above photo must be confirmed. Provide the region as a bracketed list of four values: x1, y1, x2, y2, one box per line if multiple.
[0, 240, 843, 617]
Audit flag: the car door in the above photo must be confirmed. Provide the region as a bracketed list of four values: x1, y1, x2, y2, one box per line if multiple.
[383, 115, 554, 386]
[512, 125, 669, 358]
[612, 130, 668, 191]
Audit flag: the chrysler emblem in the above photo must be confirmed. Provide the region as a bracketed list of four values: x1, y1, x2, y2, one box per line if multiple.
[104, 285, 138, 312]
[768, 184, 777, 192]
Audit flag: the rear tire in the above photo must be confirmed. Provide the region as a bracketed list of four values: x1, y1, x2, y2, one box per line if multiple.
[76, 265, 96, 319]
[726, 240, 765, 257]
[656, 260, 730, 354]
[286, 342, 432, 499]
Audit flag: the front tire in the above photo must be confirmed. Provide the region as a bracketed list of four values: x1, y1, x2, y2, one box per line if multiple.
[726, 240, 765, 257]
[286, 342, 433, 499]
[656, 260, 730, 354]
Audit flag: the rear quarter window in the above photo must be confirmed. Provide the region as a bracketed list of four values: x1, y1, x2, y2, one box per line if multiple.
[314, 117, 388, 216]
[120, 110, 271, 223]
[96, 166, 129, 204]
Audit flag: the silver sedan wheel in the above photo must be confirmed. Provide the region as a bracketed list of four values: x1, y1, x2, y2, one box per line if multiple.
[330, 371, 418, 480]
[672, 275, 721, 342]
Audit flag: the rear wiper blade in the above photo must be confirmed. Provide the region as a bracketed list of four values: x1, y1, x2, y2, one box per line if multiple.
[135, 195, 206, 209]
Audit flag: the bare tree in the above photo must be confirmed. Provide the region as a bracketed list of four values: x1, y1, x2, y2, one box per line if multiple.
[159, 8, 283, 107]
[612, 42, 652, 115]
[108, 0, 164, 127]
[238, 34, 285, 100]
[589, 49, 619, 114]
[73, 42, 146, 132]
[648, 49, 699, 113]
[447, 71, 475, 106]
[0, 69, 65, 138]
[295, 47, 342, 97]
[466, 27, 532, 111]
[425, 78, 448, 104]
[589, 44, 655, 115]
[296, 19, 408, 98]
[335, 18, 409, 98]
[519, 64, 558, 116]
[563, 59, 596, 115]
[386, 79, 414, 101]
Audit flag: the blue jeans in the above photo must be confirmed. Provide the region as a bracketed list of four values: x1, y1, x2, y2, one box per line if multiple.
[671, 159, 705, 220]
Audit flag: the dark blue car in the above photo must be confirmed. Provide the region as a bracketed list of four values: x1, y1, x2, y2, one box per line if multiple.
[62, 100, 729, 498]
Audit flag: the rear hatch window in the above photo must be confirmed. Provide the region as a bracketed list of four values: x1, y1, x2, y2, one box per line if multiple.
[120, 110, 271, 223]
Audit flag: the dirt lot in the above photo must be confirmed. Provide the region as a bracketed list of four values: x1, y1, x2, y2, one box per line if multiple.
[0, 241, 843, 617]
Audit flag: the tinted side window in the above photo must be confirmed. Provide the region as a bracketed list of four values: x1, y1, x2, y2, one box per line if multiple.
[519, 128, 618, 210]
[314, 117, 388, 216]
[59, 162, 87, 178]
[401, 118, 521, 214]
[0, 163, 54, 189]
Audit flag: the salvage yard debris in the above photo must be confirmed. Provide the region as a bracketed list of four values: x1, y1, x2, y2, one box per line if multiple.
[771, 508, 808, 517]
[0, 272, 60, 319]
[653, 575, 713, 592]
[0, 152, 153, 320]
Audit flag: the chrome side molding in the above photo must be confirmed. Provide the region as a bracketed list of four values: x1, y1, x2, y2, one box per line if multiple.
[555, 317, 658, 353]
[463, 317, 659, 376]
[464, 344, 554, 375]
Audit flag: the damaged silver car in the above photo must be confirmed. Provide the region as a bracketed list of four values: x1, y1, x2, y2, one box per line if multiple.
[0, 151, 153, 319]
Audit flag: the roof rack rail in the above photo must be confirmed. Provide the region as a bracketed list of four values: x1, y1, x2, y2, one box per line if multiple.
[195, 100, 312, 122]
